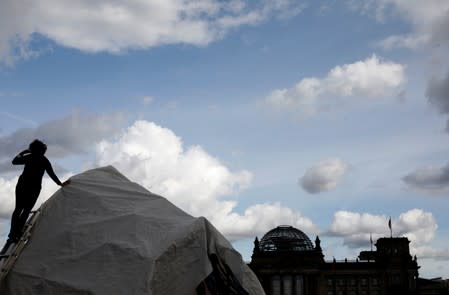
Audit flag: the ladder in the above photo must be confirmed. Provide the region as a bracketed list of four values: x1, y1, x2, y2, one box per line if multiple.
[0, 209, 41, 284]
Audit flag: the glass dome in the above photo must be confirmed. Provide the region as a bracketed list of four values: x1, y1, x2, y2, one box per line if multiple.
[259, 225, 314, 252]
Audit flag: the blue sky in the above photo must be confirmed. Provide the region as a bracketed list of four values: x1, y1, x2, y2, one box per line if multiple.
[1, 0, 449, 278]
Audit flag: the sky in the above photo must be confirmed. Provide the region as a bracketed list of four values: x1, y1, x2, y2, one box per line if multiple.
[1, 0, 449, 279]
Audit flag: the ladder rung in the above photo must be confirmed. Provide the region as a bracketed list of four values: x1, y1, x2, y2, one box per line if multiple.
[0, 208, 42, 283]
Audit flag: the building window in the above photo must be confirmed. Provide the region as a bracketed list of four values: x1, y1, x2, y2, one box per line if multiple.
[338, 279, 344, 286]
[283, 275, 292, 295]
[327, 292, 333, 295]
[372, 278, 378, 286]
[295, 275, 304, 295]
[361, 278, 367, 286]
[393, 275, 401, 285]
[350, 279, 356, 286]
[271, 275, 281, 295]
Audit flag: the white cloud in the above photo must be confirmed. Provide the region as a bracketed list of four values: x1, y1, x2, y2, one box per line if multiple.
[414, 246, 449, 260]
[0, 176, 17, 219]
[377, 34, 430, 50]
[0, 171, 70, 242]
[0, 110, 112, 226]
[396, 209, 437, 244]
[0, 219, 7, 237]
[0, 111, 126, 163]
[93, 120, 253, 214]
[0, 174, 70, 220]
[402, 163, 449, 193]
[265, 55, 405, 116]
[142, 96, 154, 106]
[300, 158, 349, 194]
[0, 0, 304, 65]
[352, 0, 449, 49]
[328, 211, 388, 248]
[90, 119, 318, 240]
[328, 209, 440, 253]
[351, 1, 449, 131]
[370, 0, 449, 133]
[426, 70, 449, 132]
[211, 202, 319, 241]
[427, 70, 449, 114]
[0, 119, 318, 241]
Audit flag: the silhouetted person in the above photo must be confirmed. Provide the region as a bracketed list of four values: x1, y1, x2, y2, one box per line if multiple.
[7, 139, 70, 243]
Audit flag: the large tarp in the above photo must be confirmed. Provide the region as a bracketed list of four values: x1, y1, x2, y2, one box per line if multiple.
[0, 166, 264, 295]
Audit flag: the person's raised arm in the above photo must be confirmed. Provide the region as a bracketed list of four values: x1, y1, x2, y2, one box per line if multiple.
[12, 149, 31, 165]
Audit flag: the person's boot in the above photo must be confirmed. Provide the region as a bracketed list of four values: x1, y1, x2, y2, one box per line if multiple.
[7, 232, 20, 244]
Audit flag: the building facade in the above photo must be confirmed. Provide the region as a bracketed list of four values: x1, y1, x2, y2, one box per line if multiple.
[249, 225, 422, 295]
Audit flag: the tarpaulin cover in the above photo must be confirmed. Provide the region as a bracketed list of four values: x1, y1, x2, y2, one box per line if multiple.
[0, 166, 264, 295]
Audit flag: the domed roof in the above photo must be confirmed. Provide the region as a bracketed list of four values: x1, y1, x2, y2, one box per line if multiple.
[259, 225, 314, 252]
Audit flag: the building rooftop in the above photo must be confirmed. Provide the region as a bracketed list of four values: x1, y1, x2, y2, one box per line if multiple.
[259, 225, 314, 252]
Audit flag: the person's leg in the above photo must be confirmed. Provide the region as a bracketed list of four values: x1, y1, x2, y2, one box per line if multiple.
[8, 184, 26, 240]
[14, 188, 40, 238]
[9, 186, 40, 241]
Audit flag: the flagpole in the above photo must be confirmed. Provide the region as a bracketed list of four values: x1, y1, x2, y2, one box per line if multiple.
[388, 217, 392, 238]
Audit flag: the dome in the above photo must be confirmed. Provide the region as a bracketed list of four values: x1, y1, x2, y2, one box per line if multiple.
[259, 225, 314, 252]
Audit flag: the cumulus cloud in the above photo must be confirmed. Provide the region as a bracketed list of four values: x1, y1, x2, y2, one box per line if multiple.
[0, 0, 305, 65]
[426, 70, 449, 132]
[211, 202, 319, 240]
[402, 162, 449, 193]
[0, 169, 72, 240]
[427, 71, 449, 114]
[265, 55, 405, 116]
[90, 120, 318, 240]
[1, 118, 318, 241]
[0, 111, 125, 162]
[396, 209, 437, 244]
[358, 0, 449, 132]
[0, 111, 104, 223]
[0, 174, 69, 220]
[328, 209, 438, 251]
[349, 1, 449, 131]
[300, 158, 349, 194]
[328, 211, 389, 248]
[0, 177, 17, 219]
[414, 246, 449, 260]
[349, 0, 449, 49]
[378, 34, 430, 50]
